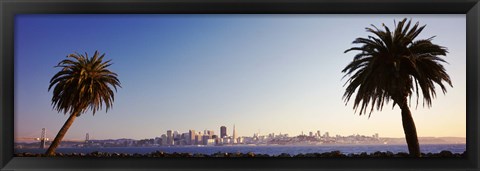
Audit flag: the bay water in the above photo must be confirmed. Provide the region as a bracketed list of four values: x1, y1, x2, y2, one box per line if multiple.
[15, 144, 465, 155]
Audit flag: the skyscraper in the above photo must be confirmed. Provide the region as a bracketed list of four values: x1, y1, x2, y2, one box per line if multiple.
[167, 130, 173, 145]
[220, 126, 227, 138]
[209, 130, 214, 136]
[232, 124, 237, 144]
[189, 130, 196, 145]
[202, 134, 210, 145]
[161, 134, 167, 145]
[195, 134, 202, 145]
[173, 131, 179, 138]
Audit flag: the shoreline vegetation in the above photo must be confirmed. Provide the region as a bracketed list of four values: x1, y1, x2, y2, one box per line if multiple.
[15, 150, 466, 158]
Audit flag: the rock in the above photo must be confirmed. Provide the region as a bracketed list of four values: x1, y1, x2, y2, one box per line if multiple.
[90, 151, 102, 157]
[193, 153, 205, 157]
[372, 151, 383, 157]
[395, 152, 409, 157]
[230, 152, 242, 157]
[151, 151, 164, 157]
[212, 152, 226, 157]
[359, 152, 369, 157]
[438, 150, 453, 157]
[256, 154, 270, 157]
[328, 151, 344, 157]
[245, 152, 255, 157]
[294, 153, 305, 157]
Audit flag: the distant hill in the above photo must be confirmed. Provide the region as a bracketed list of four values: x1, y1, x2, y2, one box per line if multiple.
[382, 137, 465, 145]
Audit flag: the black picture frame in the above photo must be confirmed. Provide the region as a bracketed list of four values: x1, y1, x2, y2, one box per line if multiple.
[1, 0, 478, 170]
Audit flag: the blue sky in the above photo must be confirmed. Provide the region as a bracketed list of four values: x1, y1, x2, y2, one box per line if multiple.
[14, 14, 465, 141]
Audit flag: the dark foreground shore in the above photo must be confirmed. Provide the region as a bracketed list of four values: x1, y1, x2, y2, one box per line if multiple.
[15, 150, 466, 158]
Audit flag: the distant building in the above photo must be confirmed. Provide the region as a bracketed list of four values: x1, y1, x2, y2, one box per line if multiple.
[181, 133, 189, 140]
[204, 130, 214, 138]
[189, 130, 196, 145]
[202, 134, 210, 145]
[232, 125, 237, 144]
[173, 131, 179, 138]
[309, 132, 313, 137]
[236, 137, 244, 144]
[222, 137, 231, 144]
[220, 126, 227, 138]
[167, 130, 173, 145]
[173, 137, 181, 145]
[195, 134, 202, 145]
[206, 139, 215, 146]
[208, 130, 214, 137]
[161, 134, 167, 145]
[180, 133, 190, 145]
[154, 137, 161, 145]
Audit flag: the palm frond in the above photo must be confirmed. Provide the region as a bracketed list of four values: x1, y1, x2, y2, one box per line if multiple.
[49, 51, 121, 116]
[342, 18, 452, 117]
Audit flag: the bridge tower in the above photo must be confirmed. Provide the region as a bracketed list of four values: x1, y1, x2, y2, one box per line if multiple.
[85, 133, 90, 144]
[39, 128, 46, 149]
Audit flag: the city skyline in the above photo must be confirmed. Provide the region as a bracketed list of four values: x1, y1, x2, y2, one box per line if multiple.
[16, 123, 465, 142]
[16, 124, 465, 146]
[15, 14, 466, 141]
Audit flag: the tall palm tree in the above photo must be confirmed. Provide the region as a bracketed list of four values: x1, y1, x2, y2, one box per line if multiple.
[46, 51, 121, 156]
[342, 18, 452, 157]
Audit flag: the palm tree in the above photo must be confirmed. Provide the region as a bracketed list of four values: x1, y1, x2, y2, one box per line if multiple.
[46, 51, 121, 156]
[342, 18, 452, 157]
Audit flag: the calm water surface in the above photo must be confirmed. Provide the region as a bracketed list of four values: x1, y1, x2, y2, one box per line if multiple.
[16, 144, 466, 155]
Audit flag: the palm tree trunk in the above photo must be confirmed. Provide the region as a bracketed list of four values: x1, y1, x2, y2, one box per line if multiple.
[45, 112, 79, 156]
[399, 98, 421, 157]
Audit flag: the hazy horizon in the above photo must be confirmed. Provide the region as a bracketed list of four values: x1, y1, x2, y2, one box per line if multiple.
[15, 14, 466, 141]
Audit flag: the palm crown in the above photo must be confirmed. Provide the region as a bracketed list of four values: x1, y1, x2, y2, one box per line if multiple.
[342, 18, 452, 117]
[48, 51, 121, 116]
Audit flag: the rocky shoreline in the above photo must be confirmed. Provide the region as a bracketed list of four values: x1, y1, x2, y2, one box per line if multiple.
[15, 150, 466, 158]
